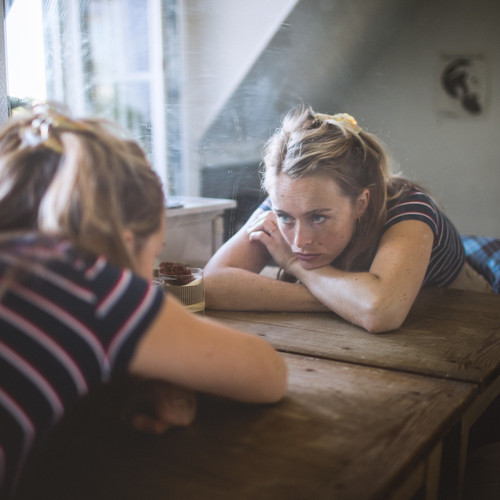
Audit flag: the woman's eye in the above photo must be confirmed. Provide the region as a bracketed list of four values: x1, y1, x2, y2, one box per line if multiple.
[311, 214, 326, 223]
[277, 213, 293, 224]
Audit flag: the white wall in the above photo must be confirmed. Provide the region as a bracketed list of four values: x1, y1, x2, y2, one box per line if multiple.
[342, 0, 500, 238]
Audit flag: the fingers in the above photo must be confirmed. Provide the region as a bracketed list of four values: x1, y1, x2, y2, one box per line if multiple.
[245, 212, 296, 270]
[248, 226, 277, 237]
[118, 379, 197, 435]
[130, 389, 197, 435]
[157, 388, 197, 427]
[132, 414, 172, 435]
[247, 228, 275, 244]
[246, 212, 278, 237]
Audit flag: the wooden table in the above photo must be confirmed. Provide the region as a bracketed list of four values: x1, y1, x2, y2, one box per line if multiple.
[208, 288, 500, 384]
[17, 354, 474, 500]
[208, 287, 500, 498]
[16, 288, 498, 500]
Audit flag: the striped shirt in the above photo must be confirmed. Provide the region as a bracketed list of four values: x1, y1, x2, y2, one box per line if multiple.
[0, 236, 164, 499]
[385, 190, 464, 287]
[258, 188, 465, 287]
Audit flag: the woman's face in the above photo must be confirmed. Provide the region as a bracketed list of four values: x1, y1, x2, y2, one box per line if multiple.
[133, 214, 166, 281]
[269, 174, 369, 270]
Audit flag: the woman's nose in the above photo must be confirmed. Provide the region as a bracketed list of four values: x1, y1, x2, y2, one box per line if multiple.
[294, 223, 313, 248]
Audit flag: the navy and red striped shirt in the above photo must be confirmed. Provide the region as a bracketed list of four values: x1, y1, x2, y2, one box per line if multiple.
[0, 236, 164, 499]
[258, 188, 465, 287]
[385, 190, 464, 286]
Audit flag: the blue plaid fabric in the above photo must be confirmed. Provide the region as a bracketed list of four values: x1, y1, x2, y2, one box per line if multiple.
[461, 235, 500, 293]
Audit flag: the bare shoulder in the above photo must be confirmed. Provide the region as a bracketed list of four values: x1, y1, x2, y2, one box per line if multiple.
[371, 219, 434, 281]
[377, 219, 434, 252]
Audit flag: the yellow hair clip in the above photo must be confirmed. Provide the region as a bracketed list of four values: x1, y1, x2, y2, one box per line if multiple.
[314, 112, 362, 133]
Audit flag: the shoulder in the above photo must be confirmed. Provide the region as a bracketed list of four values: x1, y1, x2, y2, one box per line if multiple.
[1, 234, 164, 336]
[388, 189, 438, 214]
[48, 242, 165, 372]
[385, 189, 440, 236]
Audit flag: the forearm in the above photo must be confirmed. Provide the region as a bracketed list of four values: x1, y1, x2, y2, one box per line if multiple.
[129, 298, 288, 404]
[204, 266, 326, 312]
[290, 262, 413, 333]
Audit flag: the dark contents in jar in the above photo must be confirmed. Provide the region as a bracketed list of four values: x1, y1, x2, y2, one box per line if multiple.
[159, 261, 195, 285]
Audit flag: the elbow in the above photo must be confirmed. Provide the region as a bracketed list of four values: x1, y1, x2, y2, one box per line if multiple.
[265, 384, 287, 405]
[260, 356, 288, 403]
[356, 298, 407, 334]
[273, 361, 289, 402]
[203, 274, 227, 310]
[261, 381, 287, 404]
[255, 351, 288, 404]
[362, 317, 403, 334]
[205, 289, 234, 311]
[204, 291, 223, 310]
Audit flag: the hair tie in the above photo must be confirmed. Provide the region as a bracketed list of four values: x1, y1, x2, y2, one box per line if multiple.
[314, 112, 362, 133]
[20, 102, 92, 154]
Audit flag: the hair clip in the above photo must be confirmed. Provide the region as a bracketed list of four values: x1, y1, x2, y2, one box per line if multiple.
[20, 102, 92, 154]
[314, 112, 362, 133]
[22, 114, 64, 153]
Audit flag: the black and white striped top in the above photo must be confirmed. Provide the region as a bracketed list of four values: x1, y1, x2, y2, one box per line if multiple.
[0, 236, 164, 499]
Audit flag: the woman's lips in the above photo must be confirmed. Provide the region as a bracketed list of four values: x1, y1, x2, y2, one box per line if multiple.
[294, 253, 321, 263]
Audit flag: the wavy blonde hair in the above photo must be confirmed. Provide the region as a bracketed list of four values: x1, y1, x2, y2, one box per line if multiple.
[0, 105, 164, 273]
[262, 105, 413, 271]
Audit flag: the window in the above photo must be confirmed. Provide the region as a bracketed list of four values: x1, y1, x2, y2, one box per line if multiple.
[4, 0, 178, 192]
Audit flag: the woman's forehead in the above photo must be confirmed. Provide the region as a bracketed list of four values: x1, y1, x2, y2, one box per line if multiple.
[269, 174, 348, 212]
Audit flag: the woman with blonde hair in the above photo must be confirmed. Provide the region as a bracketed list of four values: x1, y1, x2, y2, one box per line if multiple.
[0, 104, 287, 499]
[204, 105, 486, 332]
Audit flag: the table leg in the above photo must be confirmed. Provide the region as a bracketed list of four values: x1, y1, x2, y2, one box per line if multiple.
[458, 375, 500, 499]
[424, 441, 442, 500]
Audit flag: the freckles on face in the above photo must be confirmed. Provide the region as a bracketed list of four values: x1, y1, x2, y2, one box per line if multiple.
[268, 174, 359, 269]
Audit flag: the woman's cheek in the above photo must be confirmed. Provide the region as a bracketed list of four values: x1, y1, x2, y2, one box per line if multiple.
[280, 227, 294, 247]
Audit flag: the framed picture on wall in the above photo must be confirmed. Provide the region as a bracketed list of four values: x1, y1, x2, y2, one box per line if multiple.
[436, 53, 488, 118]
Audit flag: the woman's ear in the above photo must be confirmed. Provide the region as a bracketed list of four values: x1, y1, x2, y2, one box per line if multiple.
[355, 189, 370, 217]
[123, 229, 135, 253]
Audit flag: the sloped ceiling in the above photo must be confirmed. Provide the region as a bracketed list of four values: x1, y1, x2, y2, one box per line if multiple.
[199, 0, 420, 167]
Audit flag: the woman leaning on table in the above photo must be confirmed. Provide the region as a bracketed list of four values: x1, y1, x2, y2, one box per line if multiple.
[204, 105, 492, 333]
[0, 104, 287, 500]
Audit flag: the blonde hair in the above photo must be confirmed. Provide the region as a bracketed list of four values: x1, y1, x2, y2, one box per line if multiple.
[262, 105, 412, 271]
[0, 105, 165, 273]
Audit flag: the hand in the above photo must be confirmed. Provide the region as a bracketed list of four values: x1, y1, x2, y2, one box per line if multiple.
[246, 210, 280, 237]
[246, 211, 296, 271]
[128, 381, 197, 435]
[105, 376, 197, 435]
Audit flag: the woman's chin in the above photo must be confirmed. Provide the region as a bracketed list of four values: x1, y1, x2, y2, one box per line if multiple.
[298, 257, 332, 270]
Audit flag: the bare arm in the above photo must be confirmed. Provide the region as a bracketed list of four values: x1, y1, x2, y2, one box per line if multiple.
[206, 208, 433, 332]
[128, 295, 288, 404]
[288, 220, 434, 332]
[204, 211, 327, 312]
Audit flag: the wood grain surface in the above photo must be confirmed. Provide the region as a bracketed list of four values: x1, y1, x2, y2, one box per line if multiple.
[16, 353, 474, 500]
[208, 288, 500, 385]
